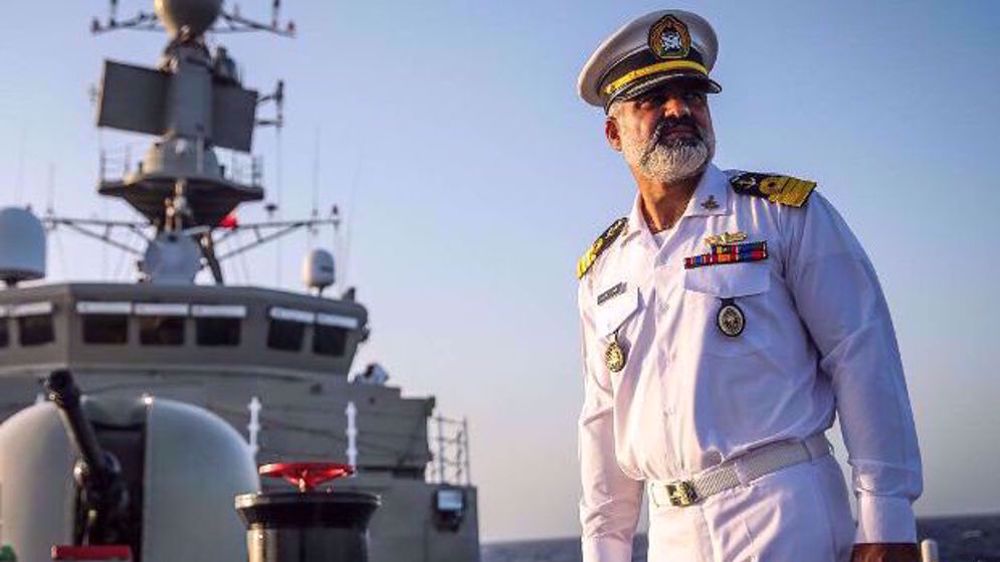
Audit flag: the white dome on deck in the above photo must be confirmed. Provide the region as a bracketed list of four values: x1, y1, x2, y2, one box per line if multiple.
[0, 207, 46, 286]
[302, 248, 335, 293]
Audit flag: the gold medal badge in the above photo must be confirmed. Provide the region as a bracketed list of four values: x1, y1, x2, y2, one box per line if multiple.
[604, 330, 627, 372]
[648, 14, 691, 60]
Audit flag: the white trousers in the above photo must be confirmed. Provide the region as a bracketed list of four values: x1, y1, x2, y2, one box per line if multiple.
[646, 455, 854, 562]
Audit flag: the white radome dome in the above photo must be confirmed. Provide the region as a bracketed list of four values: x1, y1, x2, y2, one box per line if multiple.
[302, 248, 335, 292]
[0, 207, 46, 286]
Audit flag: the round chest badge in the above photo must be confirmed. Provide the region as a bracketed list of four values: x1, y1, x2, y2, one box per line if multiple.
[716, 299, 745, 338]
[605, 338, 627, 373]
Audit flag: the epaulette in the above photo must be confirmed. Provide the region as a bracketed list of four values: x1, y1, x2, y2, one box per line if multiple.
[728, 171, 817, 208]
[576, 217, 627, 279]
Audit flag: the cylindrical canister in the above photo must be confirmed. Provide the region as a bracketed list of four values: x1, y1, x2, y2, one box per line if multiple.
[919, 539, 939, 562]
[235, 490, 379, 562]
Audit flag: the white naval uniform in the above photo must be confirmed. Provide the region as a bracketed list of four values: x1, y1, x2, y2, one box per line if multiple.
[577, 164, 922, 562]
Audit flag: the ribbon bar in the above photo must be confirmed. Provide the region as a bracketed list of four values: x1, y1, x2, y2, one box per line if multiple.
[685, 241, 768, 269]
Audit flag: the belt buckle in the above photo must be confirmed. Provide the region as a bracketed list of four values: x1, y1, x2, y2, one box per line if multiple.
[666, 480, 698, 507]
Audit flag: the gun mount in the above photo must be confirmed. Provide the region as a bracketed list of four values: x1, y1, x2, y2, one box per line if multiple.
[45, 370, 132, 547]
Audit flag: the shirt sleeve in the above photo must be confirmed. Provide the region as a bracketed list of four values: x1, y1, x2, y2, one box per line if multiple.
[577, 287, 643, 562]
[783, 192, 923, 544]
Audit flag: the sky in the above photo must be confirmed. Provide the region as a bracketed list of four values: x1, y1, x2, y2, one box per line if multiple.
[2, 0, 999, 544]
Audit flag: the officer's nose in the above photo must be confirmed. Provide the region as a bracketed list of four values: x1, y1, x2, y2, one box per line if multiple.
[662, 95, 692, 118]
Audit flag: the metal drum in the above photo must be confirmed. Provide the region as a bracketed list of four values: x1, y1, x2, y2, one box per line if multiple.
[236, 463, 379, 562]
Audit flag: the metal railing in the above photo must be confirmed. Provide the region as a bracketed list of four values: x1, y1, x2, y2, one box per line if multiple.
[98, 145, 263, 187]
[98, 145, 138, 180]
[426, 414, 471, 486]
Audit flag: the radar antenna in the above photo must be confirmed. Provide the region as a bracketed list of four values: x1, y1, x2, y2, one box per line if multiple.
[256, 80, 285, 129]
[91, 0, 159, 34]
[218, 1, 296, 36]
[43, 210, 342, 284]
[62, 0, 345, 287]
[90, 0, 296, 37]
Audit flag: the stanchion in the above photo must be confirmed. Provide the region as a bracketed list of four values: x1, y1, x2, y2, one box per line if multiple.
[920, 539, 939, 562]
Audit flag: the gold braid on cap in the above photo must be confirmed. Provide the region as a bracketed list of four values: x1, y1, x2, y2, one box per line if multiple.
[603, 60, 709, 96]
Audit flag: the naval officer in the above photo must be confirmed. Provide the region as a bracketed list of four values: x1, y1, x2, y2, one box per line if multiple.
[575, 10, 922, 562]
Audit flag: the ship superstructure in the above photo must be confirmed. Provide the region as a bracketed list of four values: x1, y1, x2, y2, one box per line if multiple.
[0, 2, 479, 561]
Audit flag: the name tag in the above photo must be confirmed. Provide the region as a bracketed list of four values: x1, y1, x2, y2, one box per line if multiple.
[597, 282, 627, 305]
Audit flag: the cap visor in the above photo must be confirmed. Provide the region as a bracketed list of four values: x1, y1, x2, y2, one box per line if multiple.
[609, 73, 721, 110]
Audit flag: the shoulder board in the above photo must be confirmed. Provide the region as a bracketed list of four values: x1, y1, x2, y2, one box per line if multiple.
[576, 217, 627, 280]
[728, 171, 817, 207]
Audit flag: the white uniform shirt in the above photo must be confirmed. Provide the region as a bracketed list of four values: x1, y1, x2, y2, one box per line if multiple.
[577, 164, 922, 562]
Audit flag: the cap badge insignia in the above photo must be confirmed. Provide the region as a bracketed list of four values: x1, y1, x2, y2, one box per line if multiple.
[649, 14, 691, 60]
[704, 231, 748, 247]
[605, 329, 627, 372]
[700, 195, 720, 210]
[716, 298, 745, 338]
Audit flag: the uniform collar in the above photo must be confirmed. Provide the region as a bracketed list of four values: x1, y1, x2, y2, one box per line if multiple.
[620, 192, 652, 247]
[683, 163, 730, 218]
[619, 162, 730, 246]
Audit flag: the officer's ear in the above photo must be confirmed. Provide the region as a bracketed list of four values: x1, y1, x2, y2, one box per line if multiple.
[605, 115, 623, 152]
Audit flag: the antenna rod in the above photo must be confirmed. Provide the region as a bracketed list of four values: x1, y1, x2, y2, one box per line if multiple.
[46, 163, 55, 215]
[15, 128, 26, 205]
[310, 127, 321, 246]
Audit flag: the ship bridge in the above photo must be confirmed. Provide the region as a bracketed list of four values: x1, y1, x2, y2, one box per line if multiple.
[0, 282, 366, 378]
[0, 281, 439, 482]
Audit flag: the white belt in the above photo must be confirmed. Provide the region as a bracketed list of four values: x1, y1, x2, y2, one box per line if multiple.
[649, 434, 832, 508]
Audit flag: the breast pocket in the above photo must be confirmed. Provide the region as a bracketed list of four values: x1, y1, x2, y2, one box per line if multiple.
[594, 284, 641, 339]
[682, 263, 771, 357]
[592, 284, 646, 377]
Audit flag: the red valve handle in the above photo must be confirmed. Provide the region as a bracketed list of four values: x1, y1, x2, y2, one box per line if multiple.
[259, 462, 354, 492]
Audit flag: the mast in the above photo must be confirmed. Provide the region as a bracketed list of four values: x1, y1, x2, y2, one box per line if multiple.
[90, 0, 292, 285]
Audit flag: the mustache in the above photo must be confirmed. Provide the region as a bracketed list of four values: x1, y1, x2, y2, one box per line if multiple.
[641, 116, 704, 160]
[651, 116, 703, 145]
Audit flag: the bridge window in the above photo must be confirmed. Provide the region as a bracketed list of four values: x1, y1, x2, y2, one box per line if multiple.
[196, 318, 241, 346]
[78, 302, 131, 345]
[268, 319, 304, 350]
[267, 307, 313, 352]
[14, 302, 54, 346]
[193, 305, 245, 347]
[314, 313, 358, 357]
[135, 303, 188, 346]
[313, 325, 348, 356]
[139, 317, 185, 346]
[83, 316, 128, 344]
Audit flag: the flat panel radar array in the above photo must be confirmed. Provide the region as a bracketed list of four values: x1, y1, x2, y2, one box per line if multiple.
[85, 0, 323, 287]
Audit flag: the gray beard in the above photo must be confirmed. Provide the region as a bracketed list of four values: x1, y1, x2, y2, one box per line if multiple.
[622, 128, 715, 184]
